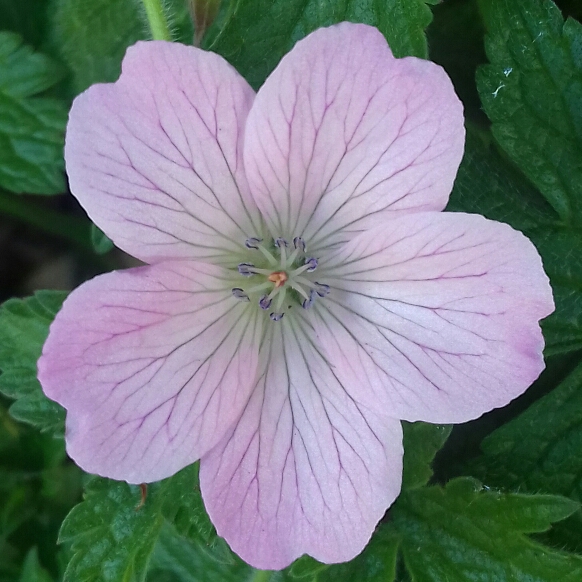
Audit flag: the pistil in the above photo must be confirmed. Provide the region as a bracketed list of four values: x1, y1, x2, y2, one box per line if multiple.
[268, 271, 288, 288]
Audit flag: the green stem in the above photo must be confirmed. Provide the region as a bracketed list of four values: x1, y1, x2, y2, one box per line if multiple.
[0, 190, 94, 252]
[142, 0, 172, 40]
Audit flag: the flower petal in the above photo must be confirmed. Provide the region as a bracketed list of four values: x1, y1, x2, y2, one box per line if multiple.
[199, 316, 403, 570]
[244, 23, 464, 250]
[38, 262, 263, 483]
[315, 212, 554, 423]
[65, 41, 261, 264]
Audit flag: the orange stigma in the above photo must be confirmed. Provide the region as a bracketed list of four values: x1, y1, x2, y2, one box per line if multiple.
[268, 271, 288, 288]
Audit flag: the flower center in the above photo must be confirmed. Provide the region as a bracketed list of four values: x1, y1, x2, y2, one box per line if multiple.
[268, 271, 288, 288]
[232, 237, 330, 321]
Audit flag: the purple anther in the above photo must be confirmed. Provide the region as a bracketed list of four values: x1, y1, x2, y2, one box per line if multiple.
[302, 289, 317, 310]
[275, 237, 288, 248]
[293, 237, 306, 251]
[245, 237, 262, 249]
[305, 257, 318, 272]
[270, 312, 285, 321]
[259, 295, 272, 310]
[238, 263, 255, 276]
[314, 282, 330, 297]
[232, 288, 250, 302]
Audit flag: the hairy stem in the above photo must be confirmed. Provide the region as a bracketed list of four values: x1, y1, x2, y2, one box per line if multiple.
[141, 0, 172, 40]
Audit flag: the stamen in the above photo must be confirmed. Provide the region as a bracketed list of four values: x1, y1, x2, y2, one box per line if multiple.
[238, 263, 255, 276]
[302, 289, 317, 309]
[268, 271, 288, 288]
[294, 275, 314, 288]
[305, 257, 318, 272]
[247, 282, 272, 293]
[244, 237, 278, 266]
[314, 282, 330, 297]
[259, 295, 272, 310]
[293, 237, 306, 251]
[275, 237, 288, 248]
[245, 237, 262, 249]
[232, 288, 250, 301]
[258, 245, 278, 266]
[291, 282, 310, 301]
[285, 247, 300, 268]
[270, 312, 285, 321]
[275, 287, 287, 311]
[290, 258, 319, 276]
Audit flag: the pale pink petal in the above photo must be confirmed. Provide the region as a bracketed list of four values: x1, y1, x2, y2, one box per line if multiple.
[199, 317, 403, 570]
[66, 41, 261, 264]
[244, 23, 464, 250]
[38, 262, 263, 483]
[314, 212, 554, 423]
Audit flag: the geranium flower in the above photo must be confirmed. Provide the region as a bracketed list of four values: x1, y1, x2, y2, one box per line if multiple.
[38, 23, 553, 569]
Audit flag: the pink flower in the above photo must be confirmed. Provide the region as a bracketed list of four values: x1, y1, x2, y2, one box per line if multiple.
[38, 23, 553, 569]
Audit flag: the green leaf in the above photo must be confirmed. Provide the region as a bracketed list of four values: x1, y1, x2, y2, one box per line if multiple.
[401, 422, 451, 490]
[147, 522, 250, 582]
[477, 0, 582, 225]
[288, 556, 330, 579]
[50, 0, 194, 96]
[0, 0, 50, 48]
[0, 477, 36, 539]
[447, 128, 559, 230]
[447, 128, 582, 355]
[60, 478, 165, 582]
[470, 360, 582, 551]
[18, 548, 53, 582]
[207, 0, 435, 89]
[90, 224, 114, 255]
[0, 292, 66, 434]
[50, 0, 148, 95]
[61, 464, 239, 582]
[0, 32, 67, 195]
[390, 478, 582, 581]
[159, 463, 234, 565]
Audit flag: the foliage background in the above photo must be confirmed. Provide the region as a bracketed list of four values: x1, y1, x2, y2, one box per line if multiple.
[1, 0, 582, 580]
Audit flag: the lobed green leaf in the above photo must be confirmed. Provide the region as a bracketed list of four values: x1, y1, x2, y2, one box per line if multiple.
[60, 478, 166, 582]
[61, 464, 242, 582]
[401, 422, 451, 490]
[471, 360, 582, 551]
[477, 0, 582, 225]
[0, 292, 66, 434]
[207, 0, 436, 89]
[289, 477, 582, 581]
[0, 32, 67, 195]
[146, 522, 250, 582]
[391, 478, 582, 581]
